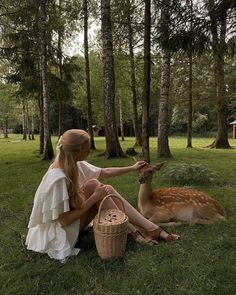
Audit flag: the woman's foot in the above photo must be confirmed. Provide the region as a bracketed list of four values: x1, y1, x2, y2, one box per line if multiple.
[146, 227, 180, 242]
[130, 230, 159, 246]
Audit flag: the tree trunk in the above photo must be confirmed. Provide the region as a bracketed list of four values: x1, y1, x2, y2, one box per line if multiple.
[208, 0, 231, 148]
[40, 0, 54, 160]
[187, 51, 193, 148]
[38, 94, 44, 154]
[26, 102, 31, 140]
[119, 96, 124, 141]
[157, 0, 172, 158]
[84, 0, 96, 150]
[187, 0, 193, 148]
[37, 46, 44, 152]
[142, 0, 151, 163]
[58, 32, 64, 138]
[58, 100, 64, 137]
[158, 51, 172, 158]
[127, 0, 142, 146]
[4, 118, 8, 138]
[22, 97, 27, 140]
[58, 0, 64, 138]
[101, 0, 125, 158]
[213, 53, 230, 148]
[31, 114, 35, 140]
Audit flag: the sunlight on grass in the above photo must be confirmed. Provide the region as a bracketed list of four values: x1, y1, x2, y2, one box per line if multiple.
[0, 135, 236, 294]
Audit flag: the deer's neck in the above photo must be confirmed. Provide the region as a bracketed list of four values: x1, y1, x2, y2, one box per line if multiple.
[138, 176, 153, 211]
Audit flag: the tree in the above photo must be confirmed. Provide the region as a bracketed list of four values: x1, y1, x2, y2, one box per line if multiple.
[141, 0, 151, 162]
[57, 0, 64, 138]
[127, 0, 142, 146]
[0, 0, 51, 153]
[157, 0, 172, 158]
[183, 0, 209, 147]
[101, 0, 124, 158]
[83, 0, 96, 149]
[22, 97, 27, 140]
[207, 0, 231, 148]
[0, 83, 20, 137]
[54, 0, 87, 138]
[186, 0, 193, 148]
[111, 0, 143, 145]
[39, 0, 54, 160]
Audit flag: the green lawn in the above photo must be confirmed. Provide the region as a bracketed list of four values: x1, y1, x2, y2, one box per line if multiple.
[0, 134, 236, 295]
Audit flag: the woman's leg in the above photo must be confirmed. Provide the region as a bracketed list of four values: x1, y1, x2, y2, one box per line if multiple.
[104, 185, 158, 231]
[79, 179, 123, 231]
[79, 205, 97, 232]
[81, 179, 179, 241]
[104, 185, 180, 241]
[78, 179, 100, 231]
[79, 179, 138, 236]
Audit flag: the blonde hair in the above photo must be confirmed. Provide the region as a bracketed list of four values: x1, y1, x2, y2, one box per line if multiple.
[54, 129, 90, 209]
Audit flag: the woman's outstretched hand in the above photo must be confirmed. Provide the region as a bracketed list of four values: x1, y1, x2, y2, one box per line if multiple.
[131, 161, 147, 171]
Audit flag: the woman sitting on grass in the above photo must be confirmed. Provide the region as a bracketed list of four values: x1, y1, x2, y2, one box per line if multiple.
[26, 129, 179, 261]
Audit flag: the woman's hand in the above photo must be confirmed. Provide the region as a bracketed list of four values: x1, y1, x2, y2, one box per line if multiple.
[130, 161, 147, 171]
[93, 184, 107, 201]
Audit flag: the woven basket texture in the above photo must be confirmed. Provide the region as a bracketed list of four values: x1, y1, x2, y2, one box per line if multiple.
[93, 195, 129, 259]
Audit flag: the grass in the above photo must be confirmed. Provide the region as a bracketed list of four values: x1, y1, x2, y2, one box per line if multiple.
[0, 134, 236, 295]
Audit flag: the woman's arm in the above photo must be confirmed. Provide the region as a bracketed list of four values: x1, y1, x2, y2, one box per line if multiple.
[58, 184, 107, 226]
[99, 161, 146, 179]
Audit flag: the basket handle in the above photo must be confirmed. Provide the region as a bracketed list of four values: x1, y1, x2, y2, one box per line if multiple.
[97, 194, 126, 224]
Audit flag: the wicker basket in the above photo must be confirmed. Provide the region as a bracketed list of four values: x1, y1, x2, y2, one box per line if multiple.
[93, 194, 129, 260]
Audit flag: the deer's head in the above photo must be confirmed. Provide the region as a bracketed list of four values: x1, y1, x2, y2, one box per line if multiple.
[138, 162, 165, 184]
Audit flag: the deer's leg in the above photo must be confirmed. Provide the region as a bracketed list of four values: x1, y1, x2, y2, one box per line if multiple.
[189, 218, 215, 225]
[157, 222, 184, 227]
[195, 206, 226, 222]
[148, 209, 173, 224]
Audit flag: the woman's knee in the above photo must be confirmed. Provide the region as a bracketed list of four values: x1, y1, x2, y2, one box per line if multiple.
[105, 185, 116, 194]
[83, 179, 101, 198]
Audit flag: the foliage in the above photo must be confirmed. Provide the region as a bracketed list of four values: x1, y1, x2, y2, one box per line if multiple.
[72, 52, 105, 126]
[192, 112, 208, 132]
[114, 52, 133, 123]
[0, 0, 236, 139]
[226, 57, 236, 123]
[171, 106, 188, 132]
[171, 106, 209, 134]
[163, 162, 218, 185]
[0, 83, 21, 131]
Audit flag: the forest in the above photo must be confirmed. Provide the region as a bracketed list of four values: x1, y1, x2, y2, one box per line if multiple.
[1, 2, 236, 294]
[0, 0, 236, 160]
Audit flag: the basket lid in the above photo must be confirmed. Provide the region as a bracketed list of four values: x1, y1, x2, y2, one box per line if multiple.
[94, 209, 127, 226]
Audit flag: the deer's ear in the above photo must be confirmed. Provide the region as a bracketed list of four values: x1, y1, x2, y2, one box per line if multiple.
[152, 162, 166, 171]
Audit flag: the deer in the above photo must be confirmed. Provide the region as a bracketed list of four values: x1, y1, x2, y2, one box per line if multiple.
[137, 162, 226, 226]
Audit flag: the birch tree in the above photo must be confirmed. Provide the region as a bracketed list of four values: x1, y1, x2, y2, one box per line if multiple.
[157, 0, 172, 158]
[142, 0, 151, 162]
[101, 0, 124, 158]
[127, 0, 142, 146]
[39, 0, 54, 160]
[187, 0, 193, 148]
[83, 0, 96, 149]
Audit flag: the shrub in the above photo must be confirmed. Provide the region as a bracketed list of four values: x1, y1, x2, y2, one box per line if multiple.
[163, 163, 217, 185]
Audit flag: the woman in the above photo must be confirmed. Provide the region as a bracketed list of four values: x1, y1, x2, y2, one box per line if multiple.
[26, 129, 179, 261]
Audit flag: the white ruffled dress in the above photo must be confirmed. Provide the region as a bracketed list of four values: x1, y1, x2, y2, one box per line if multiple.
[25, 161, 101, 261]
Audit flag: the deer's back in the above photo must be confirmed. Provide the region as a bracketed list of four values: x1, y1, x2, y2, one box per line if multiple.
[150, 187, 226, 217]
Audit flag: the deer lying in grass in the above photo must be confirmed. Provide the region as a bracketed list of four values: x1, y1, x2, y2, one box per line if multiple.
[138, 162, 226, 226]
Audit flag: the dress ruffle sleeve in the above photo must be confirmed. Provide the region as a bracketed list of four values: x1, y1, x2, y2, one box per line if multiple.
[27, 176, 70, 228]
[26, 169, 81, 261]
